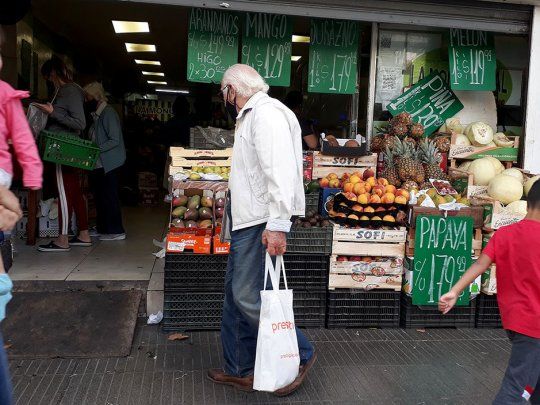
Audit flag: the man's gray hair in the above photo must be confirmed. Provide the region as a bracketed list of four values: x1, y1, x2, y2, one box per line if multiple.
[222, 64, 269, 98]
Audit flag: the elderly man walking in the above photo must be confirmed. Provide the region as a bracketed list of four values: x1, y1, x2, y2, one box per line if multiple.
[207, 64, 316, 396]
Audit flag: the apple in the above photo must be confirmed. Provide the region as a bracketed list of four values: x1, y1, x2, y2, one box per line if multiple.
[382, 193, 395, 204]
[375, 207, 386, 212]
[362, 168, 375, 181]
[353, 183, 366, 195]
[377, 178, 389, 186]
[343, 182, 354, 193]
[364, 183, 372, 193]
[395, 195, 408, 204]
[372, 185, 385, 197]
[319, 178, 330, 188]
[351, 204, 364, 212]
[371, 216, 382, 221]
[360, 215, 370, 221]
[357, 193, 369, 204]
[336, 212, 347, 218]
[348, 214, 359, 220]
[349, 174, 361, 185]
[344, 192, 357, 201]
[369, 194, 382, 204]
[341, 173, 350, 181]
[328, 173, 338, 180]
[395, 189, 410, 200]
[383, 215, 396, 222]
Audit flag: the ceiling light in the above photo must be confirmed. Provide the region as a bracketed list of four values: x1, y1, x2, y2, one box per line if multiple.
[292, 35, 310, 43]
[155, 88, 190, 94]
[112, 21, 149, 34]
[147, 80, 167, 85]
[291, 56, 301, 62]
[142, 71, 165, 76]
[125, 43, 156, 52]
[135, 59, 161, 65]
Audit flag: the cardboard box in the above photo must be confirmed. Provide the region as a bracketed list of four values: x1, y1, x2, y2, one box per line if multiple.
[170, 188, 214, 235]
[166, 233, 211, 254]
[213, 235, 230, 254]
[319, 187, 341, 217]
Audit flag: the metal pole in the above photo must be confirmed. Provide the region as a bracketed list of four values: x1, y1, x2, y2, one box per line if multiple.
[365, 22, 379, 151]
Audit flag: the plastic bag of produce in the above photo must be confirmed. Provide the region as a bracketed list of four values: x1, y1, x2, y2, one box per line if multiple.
[196, 126, 234, 148]
[27, 103, 49, 138]
[253, 255, 299, 392]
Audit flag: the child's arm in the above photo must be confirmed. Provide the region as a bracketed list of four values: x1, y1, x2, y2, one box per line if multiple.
[6, 98, 43, 190]
[438, 253, 493, 314]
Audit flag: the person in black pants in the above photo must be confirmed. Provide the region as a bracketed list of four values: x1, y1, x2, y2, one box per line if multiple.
[83, 82, 126, 241]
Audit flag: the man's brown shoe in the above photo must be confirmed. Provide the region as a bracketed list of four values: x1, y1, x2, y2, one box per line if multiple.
[273, 352, 318, 397]
[207, 369, 255, 392]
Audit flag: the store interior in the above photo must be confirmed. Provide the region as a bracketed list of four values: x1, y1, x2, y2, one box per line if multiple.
[2, 0, 532, 322]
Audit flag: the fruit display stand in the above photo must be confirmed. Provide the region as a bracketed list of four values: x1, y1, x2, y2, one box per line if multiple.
[448, 133, 519, 162]
[168, 147, 232, 178]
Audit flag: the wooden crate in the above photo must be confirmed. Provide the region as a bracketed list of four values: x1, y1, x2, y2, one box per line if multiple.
[311, 152, 377, 179]
[329, 255, 404, 276]
[409, 205, 484, 229]
[328, 274, 402, 291]
[332, 225, 406, 257]
[169, 147, 233, 174]
[406, 227, 482, 257]
[448, 133, 519, 162]
[169, 147, 233, 159]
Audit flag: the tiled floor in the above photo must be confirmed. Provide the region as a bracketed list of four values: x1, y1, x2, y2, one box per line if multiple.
[10, 206, 168, 282]
[10, 324, 511, 405]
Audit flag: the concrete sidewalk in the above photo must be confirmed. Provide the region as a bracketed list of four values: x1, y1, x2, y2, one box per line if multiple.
[9, 323, 510, 405]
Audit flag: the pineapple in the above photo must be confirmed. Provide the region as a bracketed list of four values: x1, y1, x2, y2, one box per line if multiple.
[389, 122, 408, 139]
[391, 112, 413, 126]
[371, 135, 385, 153]
[380, 147, 401, 187]
[403, 136, 417, 148]
[409, 122, 425, 139]
[420, 139, 449, 181]
[397, 140, 425, 183]
[402, 180, 419, 192]
[433, 135, 451, 153]
[412, 146, 426, 184]
[383, 135, 398, 151]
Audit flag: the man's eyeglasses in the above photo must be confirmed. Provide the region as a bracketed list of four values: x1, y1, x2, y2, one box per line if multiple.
[218, 85, 229, 101]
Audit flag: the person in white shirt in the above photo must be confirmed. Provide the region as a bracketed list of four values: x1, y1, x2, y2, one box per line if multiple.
[207, 64, 316, 396]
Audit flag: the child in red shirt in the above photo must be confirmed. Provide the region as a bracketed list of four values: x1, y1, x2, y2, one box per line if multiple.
[440, 180, 540, 405]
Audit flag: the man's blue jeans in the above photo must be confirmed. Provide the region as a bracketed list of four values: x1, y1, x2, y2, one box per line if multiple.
[220, 223, 314, 377]
[0, 333, 12, 404]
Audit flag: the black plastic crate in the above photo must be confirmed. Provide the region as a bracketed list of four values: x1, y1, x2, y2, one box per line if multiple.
[400, 294, 476, 329]
[286, 226, 333, 254]
[326, 290, 400, 328]
[475, 294, 502, 328]
[162, 290, 325, 331]
[164, 254, 228, 291]
[162, 292, 224, 331]
[165, 253, 328, 292]
[305, 192, 320, 213]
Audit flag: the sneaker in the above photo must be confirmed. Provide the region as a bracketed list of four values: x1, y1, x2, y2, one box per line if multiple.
[69, 237, 92, 247]
[38, 241, 71, 252]
[89, 228, 101, 237]
[99, 233, 126, 241]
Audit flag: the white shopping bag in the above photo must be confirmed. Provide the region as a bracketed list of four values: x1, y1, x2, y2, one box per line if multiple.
[253, 254, 300, 392]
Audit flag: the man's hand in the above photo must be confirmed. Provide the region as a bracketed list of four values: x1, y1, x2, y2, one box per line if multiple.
[0, 188, 22, 231]
[35, 102, 54, 115]
[439, 291, 458, 314]
[262, 230, 287, 256]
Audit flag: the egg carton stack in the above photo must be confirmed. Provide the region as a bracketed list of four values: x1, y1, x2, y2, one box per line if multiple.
[326, 225, 406, 328]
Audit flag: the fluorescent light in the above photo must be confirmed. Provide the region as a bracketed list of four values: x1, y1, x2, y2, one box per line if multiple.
[291, 56, 301, 62]
[155, 88, 190, 94]
[112, 21, 149, 34]
[292, 35, 310, 43]
[135, 59, 161, 65]
[147, 80, 167, 85]
[142, 71, 165, 76]
[125, 43, 156, 52]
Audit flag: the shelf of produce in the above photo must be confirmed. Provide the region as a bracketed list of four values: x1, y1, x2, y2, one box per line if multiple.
[326, 290, 400, 329]
[448, 133, 519, 162]
[406, 227, 482, 257]
[286, 226, 333, 254]
[475, 294, 502, 329]
[311, 152, 377, 179]
[400, 294, 476, 329]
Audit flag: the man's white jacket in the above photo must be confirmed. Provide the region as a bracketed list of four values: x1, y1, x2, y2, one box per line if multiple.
[229, 91, 305, 232]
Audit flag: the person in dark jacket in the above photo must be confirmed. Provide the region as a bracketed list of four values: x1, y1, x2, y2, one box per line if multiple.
[162, 95, 192, 147]
[83, 82, 126, 240]
[36, 57, 90, 252]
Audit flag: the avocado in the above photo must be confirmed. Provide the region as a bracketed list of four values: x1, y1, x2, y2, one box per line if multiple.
[187, 195, 201, 210]
[184, 208, 199, 221]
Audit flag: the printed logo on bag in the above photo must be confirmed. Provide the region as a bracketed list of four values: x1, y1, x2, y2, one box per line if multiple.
[272, 321, 295, 333]
[280, 353, 300, 359]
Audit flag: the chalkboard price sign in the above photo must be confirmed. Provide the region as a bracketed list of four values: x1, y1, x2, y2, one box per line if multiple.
[187, 9, 240, 84]
[412, 215, 473, 306]
[448, 29, 496, 91]
[308, 19, 359, 94]
[242, 13, 292, 87]
[387, 72, 464, 136]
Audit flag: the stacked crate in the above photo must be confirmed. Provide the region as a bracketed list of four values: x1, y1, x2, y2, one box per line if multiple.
[326, 226, 406, 328]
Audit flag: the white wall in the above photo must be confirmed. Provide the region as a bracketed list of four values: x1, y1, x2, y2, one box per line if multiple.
[524, 6, 540, 173]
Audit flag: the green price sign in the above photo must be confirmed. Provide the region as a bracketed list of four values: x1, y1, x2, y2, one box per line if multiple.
[387, 72, 463, 136]
[187, 8, 240, 84]
[412, 215, 473, 306]
[308, 19, 359, 94]
[448, 29, 496, 91]
[241, 13, 292, 87]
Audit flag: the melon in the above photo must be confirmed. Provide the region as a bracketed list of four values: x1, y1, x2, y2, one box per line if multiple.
[466, 122, 494, 146]
[488, 174, 523, 204]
